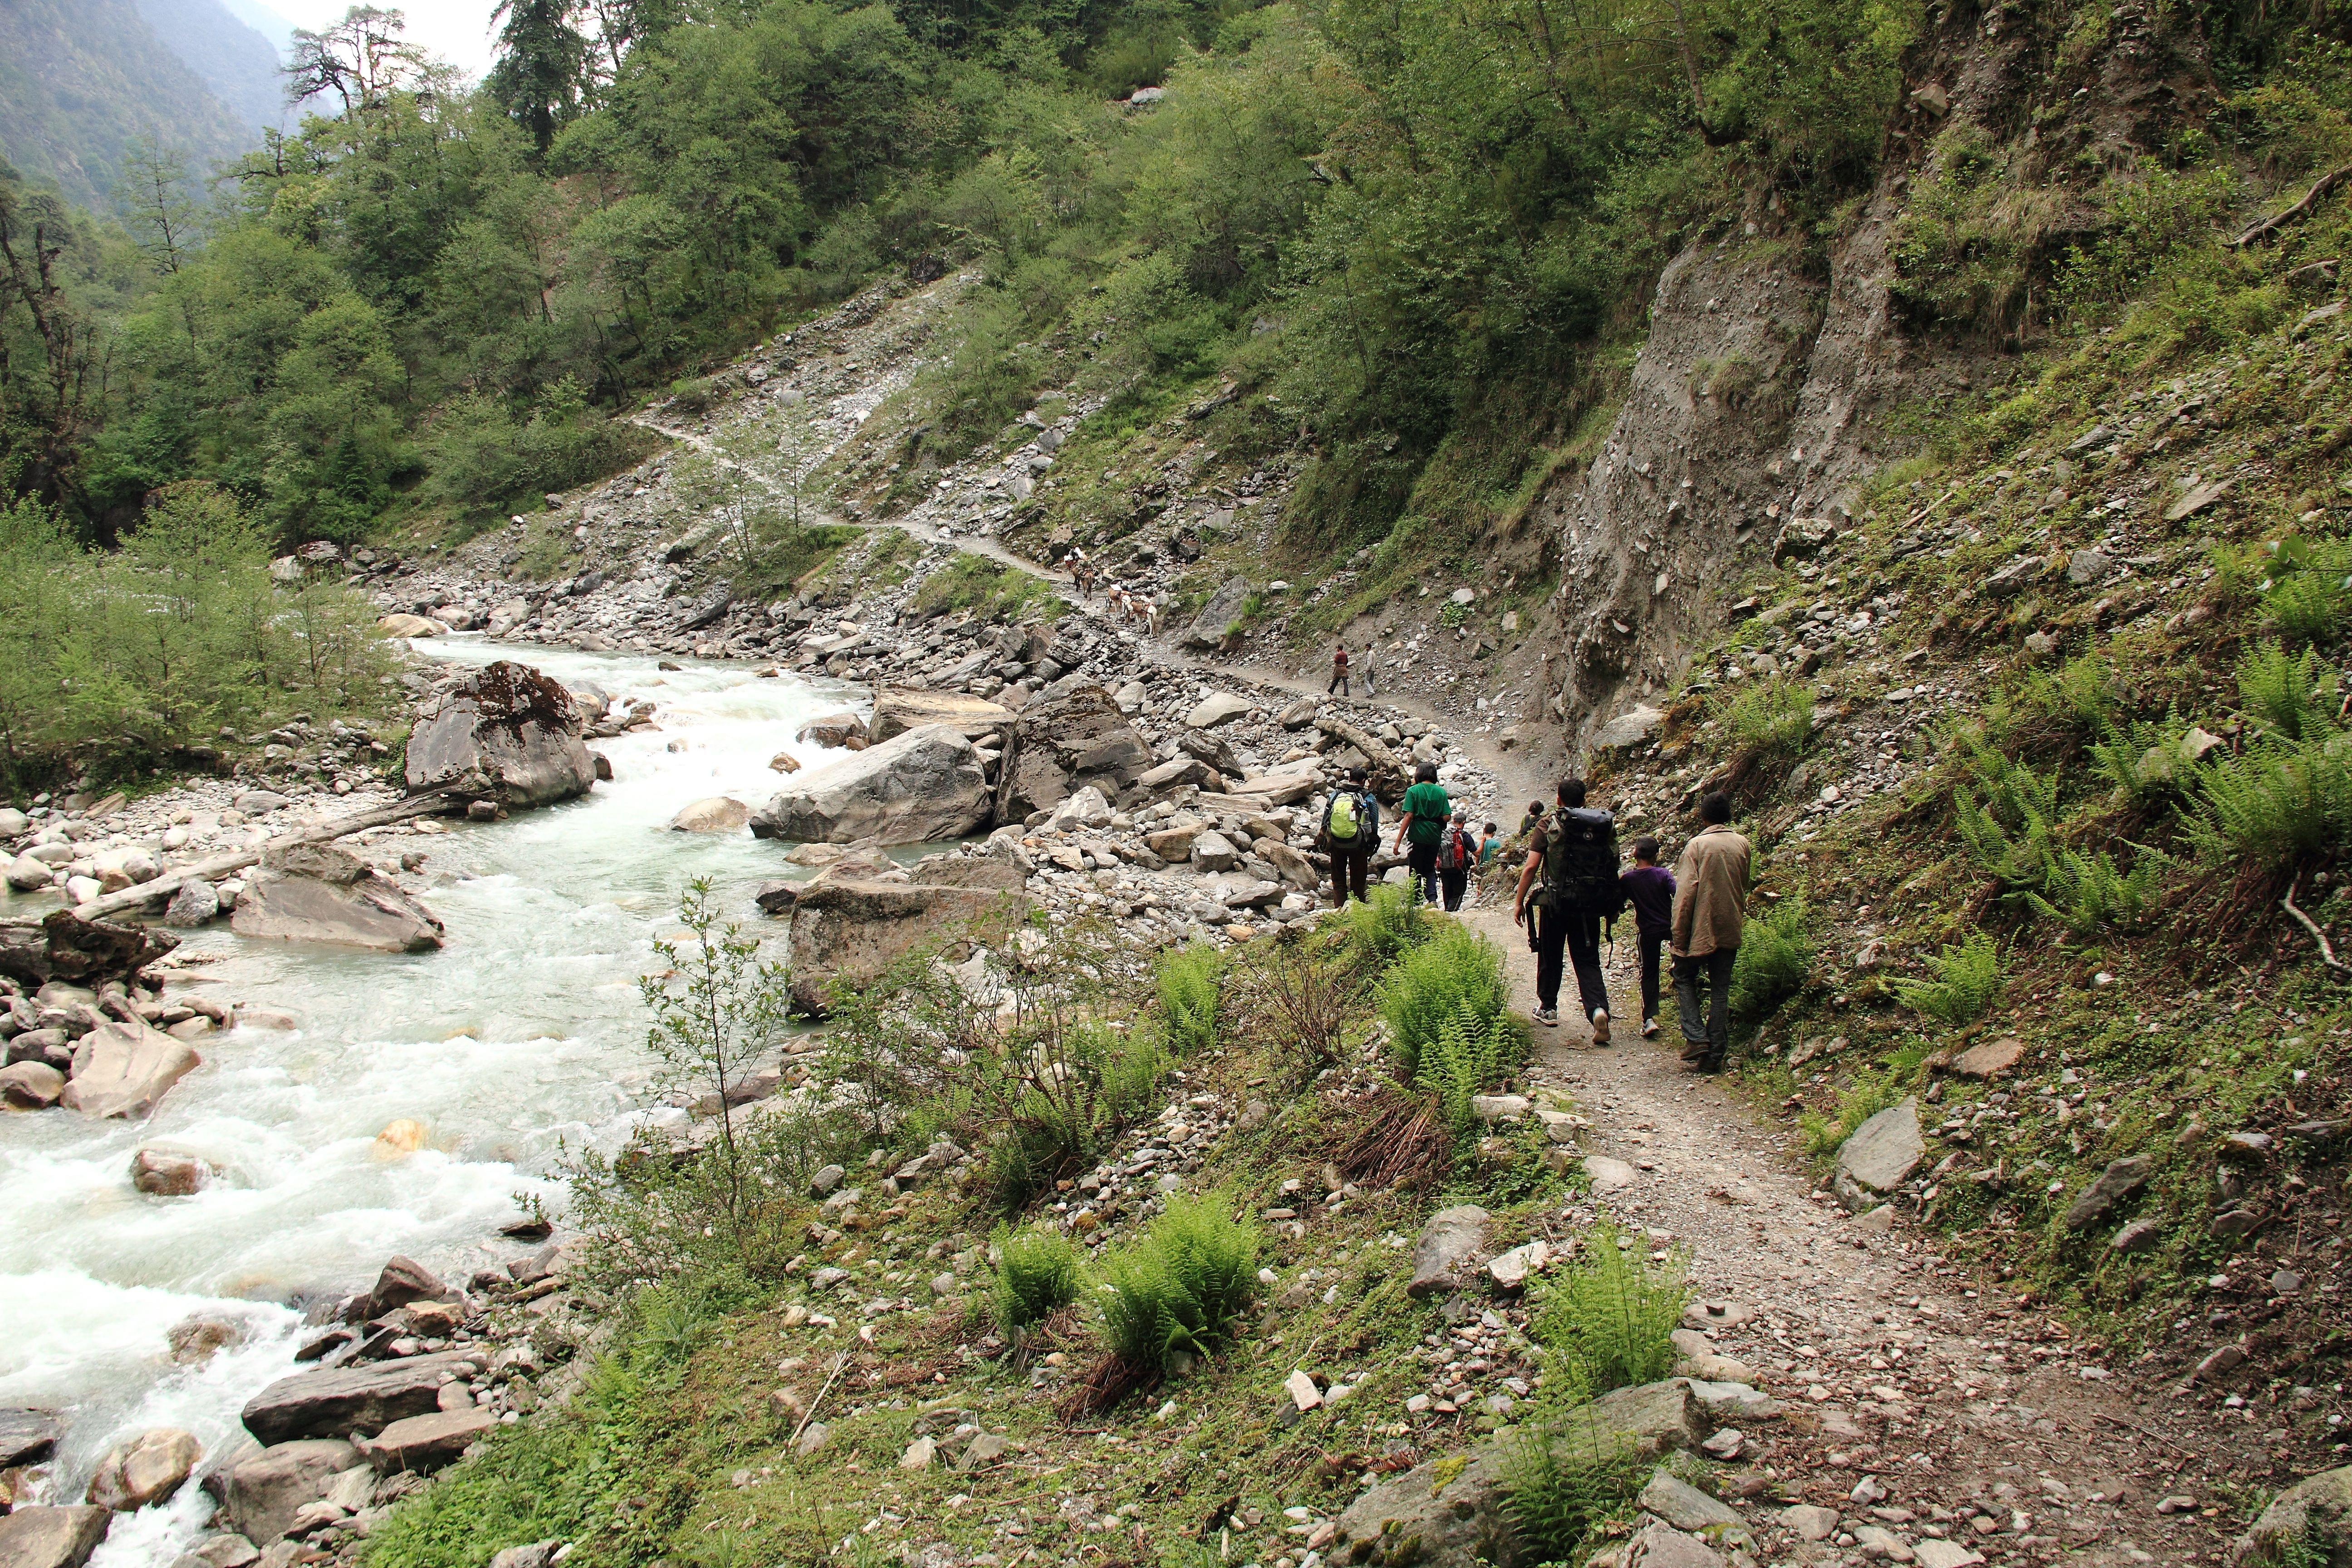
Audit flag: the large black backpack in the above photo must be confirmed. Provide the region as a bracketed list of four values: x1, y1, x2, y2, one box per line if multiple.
[1542, 807, 1626, 918]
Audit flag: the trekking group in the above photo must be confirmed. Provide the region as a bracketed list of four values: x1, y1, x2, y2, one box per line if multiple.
[1316, 765, 1751, 1073]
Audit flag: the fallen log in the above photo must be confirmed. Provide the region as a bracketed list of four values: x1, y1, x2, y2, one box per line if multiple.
[2233, 164, 2352, 248]
[1312, 714, 1410, 800]
[0, 789, 457, 930]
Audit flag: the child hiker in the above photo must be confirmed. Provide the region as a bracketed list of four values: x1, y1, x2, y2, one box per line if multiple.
[1619, 835, 1676, 1040]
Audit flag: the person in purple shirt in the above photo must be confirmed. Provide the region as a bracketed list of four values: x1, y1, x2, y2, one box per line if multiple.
[1619, 836, 1676, 1039]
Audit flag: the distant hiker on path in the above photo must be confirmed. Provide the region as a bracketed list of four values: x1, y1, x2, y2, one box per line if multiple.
[1670, 791, 1753, 1072]
[1620, 835, 1676, 1040]
[1328, 642, 1351, 697]
[1437, 807, 1475, 911]
[1394, 762, 1450, 905]
[1512, 778, 1622, 1038]
[1319, 766, 1380, 908]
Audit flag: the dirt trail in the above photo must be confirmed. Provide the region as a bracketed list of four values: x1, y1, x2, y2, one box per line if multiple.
[1453, 899, 2236, 1566]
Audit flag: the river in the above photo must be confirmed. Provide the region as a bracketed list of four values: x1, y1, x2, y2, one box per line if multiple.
[0, 639, 867, 1563]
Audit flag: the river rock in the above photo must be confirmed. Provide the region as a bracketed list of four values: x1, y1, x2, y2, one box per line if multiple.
[2063, 1154, 2155, 1230]
[0, 1505, 110, 1568]
[784, 879, 1030, 1015]
[796, 712, 868, 748]
[162, 879, 221, 928]
[1329, 1381, 1705, 1567]
[1833, 1098, 1923, 1210]
[669, 797, 750, 833]
[0, 910, 177, 990]
[1407, 1205, 1490, 1298]
[241, 1352, 475, 1445]
[360, 1256, 450, 1317]
[60, 1021, 200, 1120]
[376, 613, 446, 638]
[1952, 1036, 2025, 1078]
[1189, 830, 1240, 872]
[1138, 756, 1220, 794]
[131, 1147, 214, 1196]
[1639, 1470, 1746, 1538]
[488, 1544, 561, 1568]
[2232, 1463, 2352, 1566]
[356, 1407, 496, 1473]
[1185, 692, 1255, 729]
[750, 724, 993, 846]
[1621, 1521, 1725, 1567]
[5, 853, 51, 891]
[230, 844, 443, 953]
[867, 689, 1014, 746]
[405, 660, 597, 807]
[214, 1440, 359, 1543]
[993, 685, 1154, 823]
[911, 856, 1026, 892]
[0, 1408, 62, 1466]
[0, 1060, 65, 1108]
[86, 1428, 201, 1511]
[1592, 706, 1666, 750]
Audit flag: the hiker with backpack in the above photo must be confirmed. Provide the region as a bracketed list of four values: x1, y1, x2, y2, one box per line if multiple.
[1511, 778, 1622, 1039]
[1436, 807, 1476, 911]
[1671, 791, 1753, 1071]
[1392, 762, 1451, 905]
[1318, 766, 1381, 908]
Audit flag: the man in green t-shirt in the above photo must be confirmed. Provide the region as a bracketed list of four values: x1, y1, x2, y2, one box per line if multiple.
[1392, 762, 1450, 905]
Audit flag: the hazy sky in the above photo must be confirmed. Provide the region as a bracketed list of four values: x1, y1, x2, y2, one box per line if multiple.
[272, 0, 500, 80]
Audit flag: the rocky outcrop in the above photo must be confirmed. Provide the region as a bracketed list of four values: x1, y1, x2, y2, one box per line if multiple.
[993, 685, 1154, 824]
[1832, 1098, 1922, 1211]
[1407, 1205, 1490, 1298]
[0, 1409, 63, 1467]
[866, 689, 1014, 746]
[404, 660, 597, 807]
[230, 844, 444, 953]
[357, 1407, 497, 1473]
[0, 910, 178, 990]
[750, 724, 994, 846]
[668, 797, 751, 833]
[0, 1505, 110, 1568]
[213, 1439, 360, 1544]
[784, 879, 1031, 1014]
[85, 1428, 201, 1511]
[61, 1021, 201, 1120]
[240, 1351, 477, 1446]
[2232, 1464, 2352, 1567]
[1329, 1381, 1709, 1566]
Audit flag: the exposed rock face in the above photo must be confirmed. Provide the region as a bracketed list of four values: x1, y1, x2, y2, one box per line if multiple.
[0, 1505, 111, 1568]
[377, 613, 446, 638]
[230, 844, 444, 953]
[1407, 1205, 1490, 1298]
[2232, 1464, 2352, 1566]
[784, 878, 1032, 1014]
[1833, 1097, 1922, 1210]
[214, 1439, 360, 1544]
[241, 1352, 476, 1446]
[751, 724, 994, 846]
[404, 659, 597, 807]
[993, 685, 1154, 823]
[866, 689, 1014, 746]
[1179, 577, 1250, 650]
[357, 1407, 497, 1473]
[669, 796, 751, 833]
[61, 1021, 201, 1120]
[85, 1427, 201, 1511]
[796, 712, 868, 748]
[1329, 1381, 1707, 1566]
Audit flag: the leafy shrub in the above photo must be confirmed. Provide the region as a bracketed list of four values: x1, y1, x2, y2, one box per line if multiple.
[1527, 1221, 1687, 1400]
[1886, 932, 2003, 1023]
[2054, 160, 2235, 311]
[1339, 882, 1431, 967]
[1723, 676, 1815, 756]
[1155, 943, 1222, 1056]
[424, 377, 658, 513]
[1416, 999, 1522, 1138]
[1728, 897, 1812, 1027]
[990, 1225, 1080, 1339]
[1376, 924, 1509, 1078]
[1095, 1194, 1260, 1375]
[2236, 640, 2337, 742]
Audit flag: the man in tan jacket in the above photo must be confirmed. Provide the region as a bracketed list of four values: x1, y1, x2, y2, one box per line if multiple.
[1670, 791, 1752, 1071]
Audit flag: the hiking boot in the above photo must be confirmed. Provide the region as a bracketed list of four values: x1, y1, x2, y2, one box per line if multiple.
[1640, 1017, 1660, 1039]
[1533, 1007, 1559, 1027]
[1589, 1009, 1610, 1044]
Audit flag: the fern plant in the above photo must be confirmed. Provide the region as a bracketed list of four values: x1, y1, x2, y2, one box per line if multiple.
[1095, 1195, 1260, 1374]
[2089, 709, 2195, 802]
[1527, 1221, 1688, 1399]
[1415, 999, 1521, 1139]
[1886, 932, 2003, 1023]
[2188, 728, 2352, 866]
[1376, 924, 1510, 1078]
[990, 1225, 1081, 1339]
[2237, 639, 2337, 742]
[2021, 846, 2166, 934]
[1499, 1420, 1646, 1566]
[1154, 943, 1222, 1057]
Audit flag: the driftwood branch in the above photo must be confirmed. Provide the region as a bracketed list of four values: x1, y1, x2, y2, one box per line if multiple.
[1, 789, 456, 929]
[2233, 165, 2352, 249]
[1312, 713, 1409, 799]
[791, 1349, 852, 1448]
[2282, 879, 2347, 974]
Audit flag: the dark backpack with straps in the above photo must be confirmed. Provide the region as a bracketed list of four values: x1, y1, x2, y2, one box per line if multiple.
[1541, 807, 1626, 917]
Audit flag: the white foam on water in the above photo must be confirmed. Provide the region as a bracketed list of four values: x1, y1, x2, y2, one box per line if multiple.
[0, 642, 868, 1559]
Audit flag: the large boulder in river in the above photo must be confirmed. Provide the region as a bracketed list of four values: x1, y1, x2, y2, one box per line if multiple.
[85, 1427, 201, 1511]
[750, 725, 994, 846]
[0, 1505, 110, 1568]
[404, 660, 596, 807]
[241, 1351, 477, 1446]
[61, 1020, 201, 1120]
[214, 1439, 359, 1543]
[993, 685, 1154, 824]
[0, 910, 177, 990]
[231, 844, 444, 953]
[867, 689, 1014, 747]
[785, 878, 1030, 1015]
[669, 797, 750, 833]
